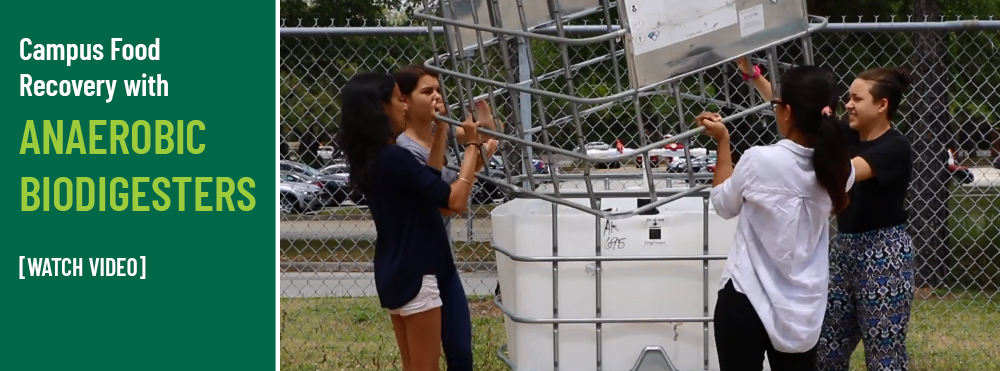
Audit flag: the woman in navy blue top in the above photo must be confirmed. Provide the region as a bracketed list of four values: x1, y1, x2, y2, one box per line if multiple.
[335, 71, 489, 371]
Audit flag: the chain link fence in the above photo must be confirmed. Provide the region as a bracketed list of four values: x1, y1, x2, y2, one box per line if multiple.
[280, 15, 1000, 370]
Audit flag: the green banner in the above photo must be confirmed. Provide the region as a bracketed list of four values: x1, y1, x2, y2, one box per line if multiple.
[3, 1, 276, 369]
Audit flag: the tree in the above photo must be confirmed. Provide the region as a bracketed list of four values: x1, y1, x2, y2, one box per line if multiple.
[908, 0, 951, 289]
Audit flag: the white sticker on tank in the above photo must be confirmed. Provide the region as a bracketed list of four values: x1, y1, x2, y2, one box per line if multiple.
[623, 0, 738, 56]
[738, 4, 766, 38]
[645, 217, 667, 245]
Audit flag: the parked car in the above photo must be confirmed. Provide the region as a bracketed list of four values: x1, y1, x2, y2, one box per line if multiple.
[320, 163, 349, 177]
[467, 171, 507, 204]
[279, 179, 324, 214]
[696, 163, 716, 184]
[636, 136, 687, 168]
[280, 170, 349, 206]
[280, 160, 352, 205]
[577, 141, 628, 169]
[946, 149, 974, 185]
[669, 154, 715, 174]
[488, 155, 555, 175]
[317, 145, 339, 160]
[449, 154, 509, 204]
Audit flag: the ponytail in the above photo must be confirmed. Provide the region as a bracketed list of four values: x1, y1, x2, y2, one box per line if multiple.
[811, 113, 852, 213]
[779, 65, 853, 214]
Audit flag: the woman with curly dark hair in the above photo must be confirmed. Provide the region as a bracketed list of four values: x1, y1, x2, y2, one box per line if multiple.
[335, 71, 495, 371]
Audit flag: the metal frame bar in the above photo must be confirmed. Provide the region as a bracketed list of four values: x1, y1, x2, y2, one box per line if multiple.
[278, 20, 1000, 37]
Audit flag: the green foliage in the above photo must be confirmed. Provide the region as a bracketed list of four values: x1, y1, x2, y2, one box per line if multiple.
[280, 0, 436, 137]
[280, 0, 406, 27]
[948, 188, 1000, 291]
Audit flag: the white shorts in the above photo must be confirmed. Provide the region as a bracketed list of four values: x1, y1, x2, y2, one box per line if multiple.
[388, 275, 443, 317]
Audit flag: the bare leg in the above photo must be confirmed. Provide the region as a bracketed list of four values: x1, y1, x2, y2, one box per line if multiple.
[403, 307, 443, 371]
[391, 314, 412, 371]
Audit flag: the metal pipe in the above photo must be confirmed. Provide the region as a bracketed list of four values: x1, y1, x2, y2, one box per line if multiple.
[279, 20, 1000, 37]
[446, 183, 709, 220]
[821, 19, 1000, 32]
[410, 6, 626, 46]
[491, 243, 728, 263]
[496, 297, 714, 324]
[801, 35, 815, 65]
[767, 47, 781, 99]
[510, 189, 715, 199]
[701, 196, 711, 370]
[497, 345, 517, 370]
[675, 86, 696, 187]
[594, 205, 604, 371]
[511, 172, 715, 181]
[435, 101, 769, 165]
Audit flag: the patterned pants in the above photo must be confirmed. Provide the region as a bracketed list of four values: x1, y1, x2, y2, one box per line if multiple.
[817, 224, 915, 371]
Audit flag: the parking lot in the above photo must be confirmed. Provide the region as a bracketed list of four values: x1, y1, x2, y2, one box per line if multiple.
[281, 165, 1000, 238]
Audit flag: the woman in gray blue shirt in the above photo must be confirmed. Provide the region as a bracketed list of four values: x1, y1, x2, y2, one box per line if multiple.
[392, 64, 500, 371]
[335, 71, 490, 371]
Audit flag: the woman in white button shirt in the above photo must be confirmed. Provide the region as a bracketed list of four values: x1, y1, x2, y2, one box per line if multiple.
[737, 58, 917, 371]
[697, 64, 855, 370]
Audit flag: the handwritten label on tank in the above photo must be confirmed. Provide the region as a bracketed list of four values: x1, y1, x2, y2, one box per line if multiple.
[644, 217, 667, 245]
[602, 220, 626, 250]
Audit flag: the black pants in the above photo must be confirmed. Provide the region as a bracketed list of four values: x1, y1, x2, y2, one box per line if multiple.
[714, 280, 818, 371]
[438, 269, 473, 371]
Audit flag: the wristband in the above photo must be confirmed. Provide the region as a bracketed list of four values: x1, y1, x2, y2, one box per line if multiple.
[741, 64, 761, 81]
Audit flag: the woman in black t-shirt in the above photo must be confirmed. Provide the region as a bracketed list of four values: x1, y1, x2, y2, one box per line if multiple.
[736, 58, 916, 371]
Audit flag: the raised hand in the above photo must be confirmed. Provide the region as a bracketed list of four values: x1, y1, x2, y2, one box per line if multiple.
[697, 112, 728, 141]
[735, 56, 752, 75]
[481, 139, 499, 158]
[435, 94, 447, 116]
[461, 117, 481, 146]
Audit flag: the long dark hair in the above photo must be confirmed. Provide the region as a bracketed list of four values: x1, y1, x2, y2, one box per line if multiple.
[335, 72, 397, 194]
[779, 66, 852, 213]
[856, 67, 913, 120]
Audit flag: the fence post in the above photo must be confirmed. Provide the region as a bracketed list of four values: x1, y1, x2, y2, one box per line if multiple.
[518, 39, 534, 189]
[908, 11, 952, 290]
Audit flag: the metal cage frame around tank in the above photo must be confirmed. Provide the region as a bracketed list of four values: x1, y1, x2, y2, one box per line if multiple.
[412, 1, 828, 369]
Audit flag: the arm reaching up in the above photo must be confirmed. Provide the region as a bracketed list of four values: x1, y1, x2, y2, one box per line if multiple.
[736, 56, 774, 102]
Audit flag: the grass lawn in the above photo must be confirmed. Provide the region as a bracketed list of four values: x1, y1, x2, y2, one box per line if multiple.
[280, 293, 1000, 371]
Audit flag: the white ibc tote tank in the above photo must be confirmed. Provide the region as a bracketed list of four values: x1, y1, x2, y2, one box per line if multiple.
[492, 191, 742, 371]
